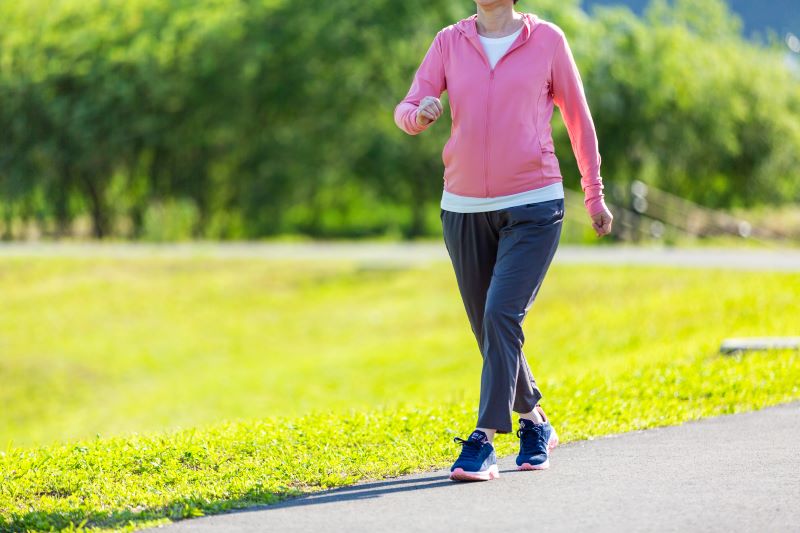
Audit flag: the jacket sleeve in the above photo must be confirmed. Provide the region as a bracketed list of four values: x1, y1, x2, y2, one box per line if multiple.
[394, 31, 447, 136]
[550, 31, 607, 218]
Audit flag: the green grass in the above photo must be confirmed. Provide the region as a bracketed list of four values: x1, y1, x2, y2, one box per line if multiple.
[1, 255, 799, 531]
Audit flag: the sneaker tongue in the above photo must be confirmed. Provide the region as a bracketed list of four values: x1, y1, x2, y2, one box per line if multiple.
[519, 418, 539, 430]
[468, 430, 489, 445]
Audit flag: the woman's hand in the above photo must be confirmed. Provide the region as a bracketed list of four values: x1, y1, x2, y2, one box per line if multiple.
[416, 96, 443, 126]
[591, 207, 613, 237]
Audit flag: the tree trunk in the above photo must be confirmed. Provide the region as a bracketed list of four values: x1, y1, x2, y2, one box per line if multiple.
[53, 166, 72, 239]
[1, 204, 12, 241]
[81, 174, 108, 239]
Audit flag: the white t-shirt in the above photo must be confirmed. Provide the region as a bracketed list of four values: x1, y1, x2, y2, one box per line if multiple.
[478, 26, 523, 69]
[441, 25, 565, 213]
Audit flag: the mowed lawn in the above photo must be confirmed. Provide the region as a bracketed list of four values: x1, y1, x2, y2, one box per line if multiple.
[1, 253, 798, 531]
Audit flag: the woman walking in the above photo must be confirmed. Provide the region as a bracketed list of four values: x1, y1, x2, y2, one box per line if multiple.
[394, 0, 613, 481]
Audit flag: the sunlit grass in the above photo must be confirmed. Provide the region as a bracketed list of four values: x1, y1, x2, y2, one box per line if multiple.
[1, 255, 798, 531]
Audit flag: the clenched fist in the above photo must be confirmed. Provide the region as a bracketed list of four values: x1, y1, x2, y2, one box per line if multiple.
[416, 96, 443, 126]
[591, 206, 614, 237]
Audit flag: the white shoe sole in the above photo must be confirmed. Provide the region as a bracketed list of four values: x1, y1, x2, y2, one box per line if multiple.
[449, 464, 500, 481]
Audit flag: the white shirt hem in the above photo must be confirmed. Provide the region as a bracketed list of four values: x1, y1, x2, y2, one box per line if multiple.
[440, 182, 565, 213]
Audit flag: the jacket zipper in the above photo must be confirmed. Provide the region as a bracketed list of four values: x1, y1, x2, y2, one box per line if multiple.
[485, 69, 493, 196]
[467, 25, 530, 198]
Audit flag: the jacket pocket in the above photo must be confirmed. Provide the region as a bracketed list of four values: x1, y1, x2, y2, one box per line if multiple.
[513, 128, 542, 173]
[540, 147, 560, 176]
[442, 136, 455, 167]
[537, 84, 557, 154]
[539, 131, 555, 154]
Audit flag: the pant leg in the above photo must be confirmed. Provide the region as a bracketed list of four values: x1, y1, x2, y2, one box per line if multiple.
[440, 206, 556, 432]
[476, 198, 564, 433]
[440, 209, 498, 349]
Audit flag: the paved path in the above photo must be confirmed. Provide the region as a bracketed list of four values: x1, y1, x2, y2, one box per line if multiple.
[2, 242, 800, 271]
[152, 401, 800, 533]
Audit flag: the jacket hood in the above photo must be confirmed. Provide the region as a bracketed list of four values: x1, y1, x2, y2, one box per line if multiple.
[454, 11, 540, 41]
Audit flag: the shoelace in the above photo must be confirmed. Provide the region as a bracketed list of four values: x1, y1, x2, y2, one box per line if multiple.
[516, 424, 548, 454]
[453, 437, 483, 461]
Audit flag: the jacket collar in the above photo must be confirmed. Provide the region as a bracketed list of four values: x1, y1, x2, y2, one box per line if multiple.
[455, 12, 539, 69]
[455, 11, 539, 41]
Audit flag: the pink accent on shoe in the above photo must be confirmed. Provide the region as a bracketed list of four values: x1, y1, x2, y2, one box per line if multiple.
[449, 464, 500, 482]
[516, 428, 559, 471]
[518, 459, 550, 471]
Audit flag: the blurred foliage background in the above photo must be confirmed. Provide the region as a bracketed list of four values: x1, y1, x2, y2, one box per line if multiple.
[1, 0, 798, 241]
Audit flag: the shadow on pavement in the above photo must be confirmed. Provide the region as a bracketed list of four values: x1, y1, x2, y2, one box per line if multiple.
[230, 474, 457, 515]
[2, 475, 459, 532]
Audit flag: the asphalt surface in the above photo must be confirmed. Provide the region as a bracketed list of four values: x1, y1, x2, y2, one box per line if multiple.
[151, 401, 800, 533]
[2, 242, 800, 271]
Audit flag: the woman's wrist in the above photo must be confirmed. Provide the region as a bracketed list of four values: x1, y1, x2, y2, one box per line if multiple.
[585, 193, 608, 218]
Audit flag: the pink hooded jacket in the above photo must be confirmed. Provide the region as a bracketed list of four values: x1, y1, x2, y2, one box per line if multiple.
[394, 12, 607, 217]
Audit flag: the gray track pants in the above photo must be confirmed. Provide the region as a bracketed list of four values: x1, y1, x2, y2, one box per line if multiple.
[440, 198, 564, 433]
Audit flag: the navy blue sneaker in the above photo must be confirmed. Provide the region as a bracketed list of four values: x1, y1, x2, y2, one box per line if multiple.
[449, 430, 499, 481]
[515, 418, 559, 470]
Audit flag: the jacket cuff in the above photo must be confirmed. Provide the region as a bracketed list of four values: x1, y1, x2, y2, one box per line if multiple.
[409, 108, 429, 134]
[584, 183, 607, 218]
[394, 104, 430, 135]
